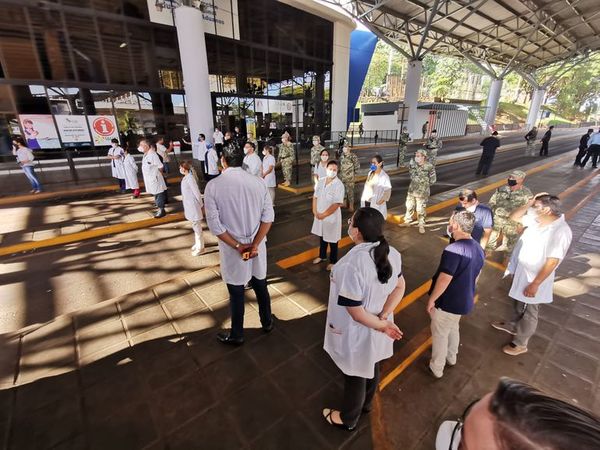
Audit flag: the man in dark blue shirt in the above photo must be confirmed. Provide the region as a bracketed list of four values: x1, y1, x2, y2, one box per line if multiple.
[427, 210, 485, 378]
[451, 189, 493, 249]
[476, 131, 500, 176]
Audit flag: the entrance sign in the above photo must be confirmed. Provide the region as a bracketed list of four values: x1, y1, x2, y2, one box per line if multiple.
[55, 115, 92, 144]
[87, 115, 119, 146]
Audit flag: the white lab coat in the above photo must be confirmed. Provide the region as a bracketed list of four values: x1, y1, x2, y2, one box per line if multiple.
[313, 162, 328, 181]
[108, 145, 125, 179]
[156, 143, 170, 163]
[324, 242, 403, 378]
[262, 154, 276, 187]
[206, 148, 219, 175]
[213, 131, 224, 145]
[193, 141, 207, 161]
[141, 150, 167, 195]
[243, 152, 262, 177]
[123, 154, 139, 189]
[361, 170, 392, 218]
[204, 167, 275, 286]
[505, 214, 572, 304]
[311, 177, 344, 243]
[181, 172, 203, 222]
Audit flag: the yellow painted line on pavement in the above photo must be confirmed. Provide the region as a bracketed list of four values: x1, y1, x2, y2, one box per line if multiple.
[0, 212, 185, 257]
[276, 236, 354, 269]
[379, 337, 433, 391]
[0, 176, 183, 207]
[395, 280, 432, 314]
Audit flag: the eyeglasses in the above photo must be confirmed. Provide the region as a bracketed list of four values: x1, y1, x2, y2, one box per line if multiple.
[447, 399, 480, 449]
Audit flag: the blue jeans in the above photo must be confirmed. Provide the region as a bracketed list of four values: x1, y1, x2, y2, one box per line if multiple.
[23, 166, 42, 191]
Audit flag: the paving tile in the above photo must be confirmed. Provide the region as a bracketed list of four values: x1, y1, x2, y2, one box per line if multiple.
[547, 344, 598, 383]
[564, 314, 599, 340]
[118, 289, 159, 316]
[78, 318, 127, 361]
[122, 305, 170, 337]
[134, 342, 199, 390]
[74, 303, 120, 329]
[250, 412, 328, 450]
[203, 348, 262, 396]
[194, 281, 231, 306]
[131, 322, 178, 346]
[0, 336, 19, 388]
[534, 362, 595, 410]
[271, 353, 329, 406]
[150, 371, 215, 434]
[15, 370, 78, 413]
[153, 278, 191, 303]
[167, 406, 244, 450]
[162, 291, 206, 319]
[556, 329, 600, 359]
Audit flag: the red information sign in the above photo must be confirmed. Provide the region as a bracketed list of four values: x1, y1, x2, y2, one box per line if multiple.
[92, 117, 116, 136]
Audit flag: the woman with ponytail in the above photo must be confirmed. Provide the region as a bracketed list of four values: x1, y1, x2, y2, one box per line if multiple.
[322, 207, 406, 431]
[179, 161, 205, 256]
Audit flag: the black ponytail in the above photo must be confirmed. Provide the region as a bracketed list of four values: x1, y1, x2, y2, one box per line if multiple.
[352, 207, 393, 283]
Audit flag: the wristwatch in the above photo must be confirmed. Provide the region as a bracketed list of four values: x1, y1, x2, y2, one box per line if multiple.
[235, 242, 241, 249]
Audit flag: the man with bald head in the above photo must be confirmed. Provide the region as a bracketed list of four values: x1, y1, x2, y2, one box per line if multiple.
[487, 170, 533, 253]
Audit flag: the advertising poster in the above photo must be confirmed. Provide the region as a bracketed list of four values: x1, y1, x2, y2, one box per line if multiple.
[148, 0, 239, 39]
[18, 114, 61, 150]
[87, 115, 119, 146]
[245, 117, 256, 138]
[55, 115, 91, 145]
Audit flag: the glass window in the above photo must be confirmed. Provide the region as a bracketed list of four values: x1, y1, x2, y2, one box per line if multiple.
[93, 0, 123, 13]
[0, 7, 43, 79]
[154, 28, 181, 88]
[64, 14, 107, 83]
[13, 85, 50, 114]
[46, 87, 84, 115]
[122, 0, 150, 20]
[98, 20, 134, 85]
[127, 24, 156, 87]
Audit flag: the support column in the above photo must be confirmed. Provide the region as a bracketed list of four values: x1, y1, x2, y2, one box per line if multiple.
[404, 59, 422, 139]
[484, 78, 503, 128]
[525, 88, 546, 130]
[174, 6, 214, 148]
[331, 21, 352, 132]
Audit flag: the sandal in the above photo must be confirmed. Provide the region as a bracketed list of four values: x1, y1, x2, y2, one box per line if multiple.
[322, 408, 355, 431]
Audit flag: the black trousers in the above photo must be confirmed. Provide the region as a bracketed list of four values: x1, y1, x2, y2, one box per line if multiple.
[340, 362, 380, 429]
[319, 237, 338, 263]
[475, 153, 495, 175]
[118, 178, 126, 190]
[580, 145, 600, 168]
[215, 143, 223, 159]
[227, 277, 272, 339]
[205, 173, 220, 182]
[154, 191, 167, 210]
[539, 141, 549, 156]
[574, 147, 588, 165]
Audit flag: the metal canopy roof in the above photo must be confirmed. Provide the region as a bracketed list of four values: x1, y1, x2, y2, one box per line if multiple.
[324, 0, 600, 74]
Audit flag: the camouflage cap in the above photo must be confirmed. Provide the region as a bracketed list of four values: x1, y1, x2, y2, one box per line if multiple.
[509, 169, 527, 179]
[415, 149, 428, 157]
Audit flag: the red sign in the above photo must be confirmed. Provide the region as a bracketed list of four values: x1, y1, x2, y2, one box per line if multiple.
[92, 117, 116, 136]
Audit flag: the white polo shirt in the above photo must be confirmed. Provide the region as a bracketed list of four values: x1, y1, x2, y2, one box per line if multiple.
[506, 214, 572, 304]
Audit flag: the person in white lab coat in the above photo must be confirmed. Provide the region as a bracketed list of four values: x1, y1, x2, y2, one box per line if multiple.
[204, 142, 220, 182]
[242, 142, 262, 177]
[107, 138, 126, 192]
[322, 207, 405, 431]
[261, 145, 277, 204]
[156, 136, 173, 174]
[360, 154, 392, 219]
[204, 145, 275, 346]
[122, 146, 140, 198]
[213, 127, 224, 158]
[311, 160, 345, 271]
[138, 138, 168, 218]
[313, 149, 330, 187]
[192, 133, 207, 181]
[179, 161, 205, 256]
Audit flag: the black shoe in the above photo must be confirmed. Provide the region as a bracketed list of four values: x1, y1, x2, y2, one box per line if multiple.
[154, 209, 166, 219]
[216, 332, 244, 346]
[262, 321, 274, 333]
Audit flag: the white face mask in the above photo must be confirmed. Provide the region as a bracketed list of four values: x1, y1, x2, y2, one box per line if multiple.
[111, 143, 117, 148]
[321, 155, 328, 162]
[312, 140, 319, 145]
[347, 226, 356, 242]
[179, 167, 186, 176]
[343, 147, 349, 153]
[415, 156, 425, 164]
[243, 147, 249, 155]
[262, 151, 267, 156]
[527, 207, 539, 219]
[466, 204, 477, 213]
[435, 420, 461, 450]
[326, 169, 337, 178]
[137, 146, 145, 153]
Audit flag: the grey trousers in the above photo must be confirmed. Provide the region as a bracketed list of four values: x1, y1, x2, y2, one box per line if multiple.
[510, 300, 540, 347]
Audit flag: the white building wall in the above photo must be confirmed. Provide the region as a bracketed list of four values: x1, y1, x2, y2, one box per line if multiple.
[362, 113, 398, 131]
[331, 21, 353, 132]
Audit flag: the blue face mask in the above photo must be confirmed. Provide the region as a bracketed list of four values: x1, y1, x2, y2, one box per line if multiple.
[370, 163, 377, 171]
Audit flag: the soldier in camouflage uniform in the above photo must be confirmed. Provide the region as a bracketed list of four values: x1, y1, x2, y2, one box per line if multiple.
[339, 144, 360, 212]
[423, 129, 442, 166]
[487, 169, 533, 252]
[524, 127, 538, 156]
[402, 149, 436, 234]
[398, 127, 410, 166]
[310, 135, 325, 167]
[278, 135, 295, 186]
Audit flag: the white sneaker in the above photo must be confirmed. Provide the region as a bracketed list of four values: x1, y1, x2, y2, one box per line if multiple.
[326, 263, 334, 271]
[312, 257, 325, 265]
[418, 225, 425, 234]
[191, 248, 204, 256]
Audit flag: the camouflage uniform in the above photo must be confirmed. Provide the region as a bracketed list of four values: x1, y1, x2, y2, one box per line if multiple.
[398, 132, 410, 166]
[278, 141, 295, 184]
[340, 151, 360, 207]
[310, 144, 325, 167]
[524, 129, 538, 156]
[487, 184, 533, 251]
[424, 136, 442, 166]
[405, 159, 436, 225]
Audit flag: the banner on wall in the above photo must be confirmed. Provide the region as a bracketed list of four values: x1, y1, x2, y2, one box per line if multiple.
[18, 115, 61, 150]
[148, 0, 239, 39]
[245, 117, 256, 137]
[87, 115, 119, 146]
[55, 115, 92, 145]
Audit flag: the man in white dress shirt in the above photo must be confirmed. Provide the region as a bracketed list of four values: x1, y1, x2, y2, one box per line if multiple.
[204, 145, 275, 345]
[492, 194, 572, 356]
[213, 127, 224, 158]
[242, 142, 262, 177]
